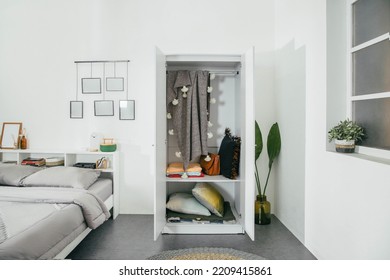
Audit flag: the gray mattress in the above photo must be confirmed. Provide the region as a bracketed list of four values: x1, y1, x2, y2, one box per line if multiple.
[87, 178, 113, 202]
[0, 179, 112, 260]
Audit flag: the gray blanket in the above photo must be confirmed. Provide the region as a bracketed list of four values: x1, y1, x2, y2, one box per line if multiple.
[0, 187, 110, 230]
[167, 70, 209, 170]
[0, 186, 110, 259]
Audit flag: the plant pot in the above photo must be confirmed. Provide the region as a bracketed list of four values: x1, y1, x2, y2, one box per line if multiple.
[335, 139, 355, 153]
[254, 195, 271, 225]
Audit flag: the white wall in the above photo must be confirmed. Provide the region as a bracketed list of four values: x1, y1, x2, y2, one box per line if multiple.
[274, 0, 390, 259]
[273, 0, 313, 243]
[0, 0, 275, 214]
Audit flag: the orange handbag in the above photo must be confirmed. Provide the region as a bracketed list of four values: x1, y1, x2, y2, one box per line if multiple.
[200, 153, 220, 176]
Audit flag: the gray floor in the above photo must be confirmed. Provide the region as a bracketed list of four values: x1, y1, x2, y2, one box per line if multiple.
[67, 214, 316, 260]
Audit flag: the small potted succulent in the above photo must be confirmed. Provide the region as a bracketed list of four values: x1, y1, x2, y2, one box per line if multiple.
[328, 119, 365, 153]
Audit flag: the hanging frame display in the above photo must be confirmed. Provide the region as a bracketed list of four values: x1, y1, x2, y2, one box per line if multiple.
[73, 60, 132, 118]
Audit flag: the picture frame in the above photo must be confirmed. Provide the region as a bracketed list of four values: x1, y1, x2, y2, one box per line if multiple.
[0, 122, 22, 149]
[119, 100, 135, 120]
[82, 78, 101, 94]
[94, 100, 114, 116]
[70, 101, 83, 119]
[106, 77, 124, 91]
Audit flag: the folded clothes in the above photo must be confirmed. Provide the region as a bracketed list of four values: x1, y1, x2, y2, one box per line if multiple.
[166, 162, 202, 174]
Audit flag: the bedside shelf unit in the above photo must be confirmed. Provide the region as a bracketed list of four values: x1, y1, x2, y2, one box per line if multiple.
[0, 149, 120, 219]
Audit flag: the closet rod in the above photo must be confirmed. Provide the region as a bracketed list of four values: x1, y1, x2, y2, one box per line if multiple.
[165, 70, 239, 75]
[209, 70, 239, 75]
[74, 60, 130, 64]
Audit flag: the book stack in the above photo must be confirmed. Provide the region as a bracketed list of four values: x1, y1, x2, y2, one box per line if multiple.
[45, 157, 64, 167]
[21, 157, 46, 167]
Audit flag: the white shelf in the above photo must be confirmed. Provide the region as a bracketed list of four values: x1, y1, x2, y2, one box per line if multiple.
[166, 175, 239, 183]
[163, 205, 244, 235]
[0, 149, 120, 219]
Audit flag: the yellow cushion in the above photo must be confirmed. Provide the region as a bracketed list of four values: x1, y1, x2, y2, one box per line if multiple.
[192, 182, 225, 217]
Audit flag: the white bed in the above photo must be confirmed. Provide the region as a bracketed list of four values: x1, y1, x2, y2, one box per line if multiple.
[0, 165, 113, 260]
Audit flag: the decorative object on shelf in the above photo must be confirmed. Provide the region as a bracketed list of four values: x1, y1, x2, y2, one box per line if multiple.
[90, 132, 103, 152]
[19, 128, 28, 150]
[254, 121, 281, 225]
[96, 157, 108, 169]
[218, 128, 241, 180]
[328, 119, 365, 153]
[100, 138, 117, 152]
[200, 153, 220, 176]
[94, 100, 114, 116]
[0, 122, 22, 149]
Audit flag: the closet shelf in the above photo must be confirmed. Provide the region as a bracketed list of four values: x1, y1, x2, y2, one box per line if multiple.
[166, 175, 239, 183]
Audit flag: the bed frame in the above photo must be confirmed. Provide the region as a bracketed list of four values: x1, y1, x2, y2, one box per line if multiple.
[54, 194, 114, 259]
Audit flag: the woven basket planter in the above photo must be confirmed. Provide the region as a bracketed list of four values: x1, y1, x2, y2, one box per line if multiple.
[335, 139, 355, 153]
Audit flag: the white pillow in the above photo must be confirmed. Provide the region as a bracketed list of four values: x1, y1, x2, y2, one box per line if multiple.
[166, 193, 211, 216]
[21, 166, 101, 189]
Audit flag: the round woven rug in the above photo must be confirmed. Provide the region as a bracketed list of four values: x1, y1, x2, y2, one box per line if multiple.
[147, 247, 265, 260]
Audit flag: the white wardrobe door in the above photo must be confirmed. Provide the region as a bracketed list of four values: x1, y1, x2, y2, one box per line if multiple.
[154, 46, 167, 240]
[241, 47, 255, 241]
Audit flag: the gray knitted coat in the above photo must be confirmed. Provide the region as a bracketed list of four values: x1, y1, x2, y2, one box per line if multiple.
[167, 70, 209, 170]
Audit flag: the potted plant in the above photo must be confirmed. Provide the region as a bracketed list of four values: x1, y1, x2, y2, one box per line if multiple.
[254, 121, 281, 225]
[328, 119, 365, 153]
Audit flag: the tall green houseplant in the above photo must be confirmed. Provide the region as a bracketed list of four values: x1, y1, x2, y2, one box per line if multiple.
[254, 121, 281, 224]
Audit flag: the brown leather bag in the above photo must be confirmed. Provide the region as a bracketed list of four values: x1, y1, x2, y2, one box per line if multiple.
[200, 153, 220, 176]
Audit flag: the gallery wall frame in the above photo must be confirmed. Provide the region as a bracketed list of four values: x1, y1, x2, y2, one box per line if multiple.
[106, 77, 124, 91]
[119, 100, 135, 120]
[94, 100, 114, 116]
[82, 78, 102, 94]
[70, 101, 83, 119]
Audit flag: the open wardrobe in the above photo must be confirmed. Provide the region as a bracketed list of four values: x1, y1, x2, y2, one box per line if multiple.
[154, 47, 255, 240]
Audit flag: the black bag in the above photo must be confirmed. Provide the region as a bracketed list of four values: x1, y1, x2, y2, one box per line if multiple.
[218, 128, 241, 179]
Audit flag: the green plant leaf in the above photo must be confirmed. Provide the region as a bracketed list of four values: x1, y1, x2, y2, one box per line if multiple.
[267, 122, 281, 168]
[255, 120, 263, 161]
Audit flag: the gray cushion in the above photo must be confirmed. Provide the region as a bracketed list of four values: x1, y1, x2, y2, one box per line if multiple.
[166, 192, 211, 216]
[21, 166, 101, 189]
[0, 164, 42, 186]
